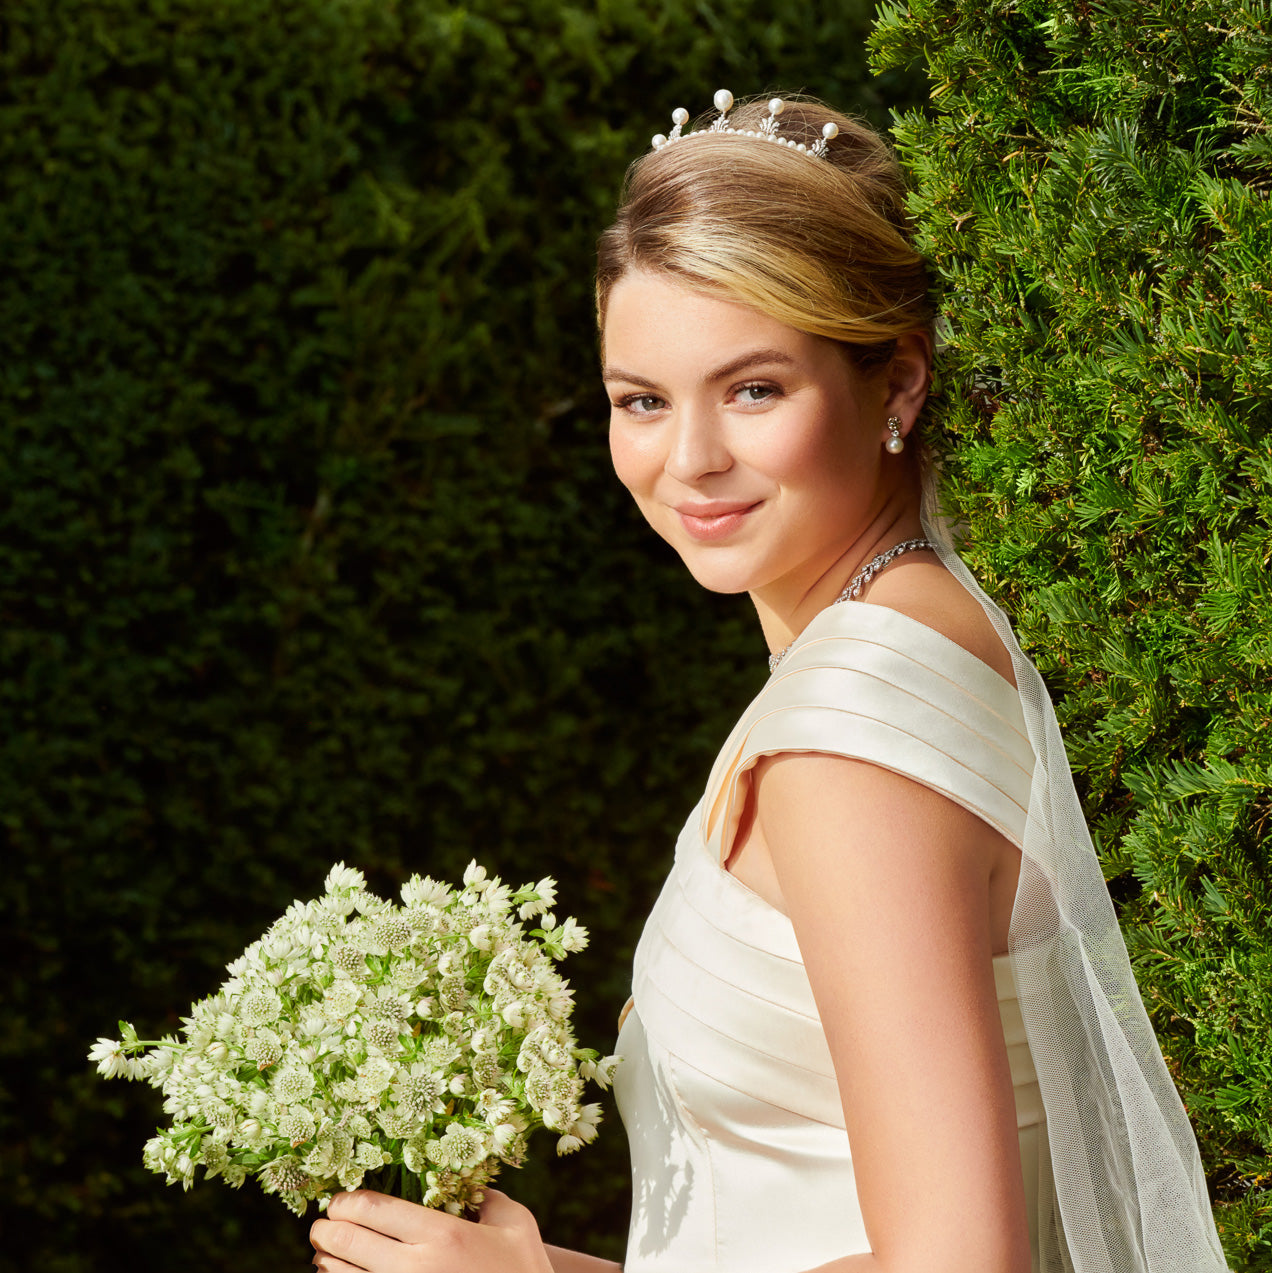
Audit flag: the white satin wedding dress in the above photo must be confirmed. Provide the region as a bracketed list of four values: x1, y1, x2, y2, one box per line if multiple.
[612, 597, 1061, 1272]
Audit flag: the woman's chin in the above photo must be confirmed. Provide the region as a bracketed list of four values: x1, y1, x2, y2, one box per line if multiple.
[648, 521, 776, 595]
[673, 555, 765, 596]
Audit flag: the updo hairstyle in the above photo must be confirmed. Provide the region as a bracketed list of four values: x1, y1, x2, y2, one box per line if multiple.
[596, 95, 937, 485]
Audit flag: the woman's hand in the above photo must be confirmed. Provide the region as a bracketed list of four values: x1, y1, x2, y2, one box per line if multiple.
[310, 1188, 555, 1273]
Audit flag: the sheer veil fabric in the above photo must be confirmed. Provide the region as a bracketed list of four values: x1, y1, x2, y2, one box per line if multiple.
[920, 505, 1229, 1272]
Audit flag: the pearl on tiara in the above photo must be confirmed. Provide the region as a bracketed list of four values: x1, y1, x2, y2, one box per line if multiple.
[649, 89, 838, 161]
[809, 120, 839, 158]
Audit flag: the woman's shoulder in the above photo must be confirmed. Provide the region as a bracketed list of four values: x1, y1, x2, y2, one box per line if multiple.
[767, 559, 1020, 710]
[854, 559, 1019, 691]
[704, 560, 1034, 865]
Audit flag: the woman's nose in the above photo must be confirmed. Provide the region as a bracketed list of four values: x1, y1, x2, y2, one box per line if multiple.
[664, 408, 731, 483]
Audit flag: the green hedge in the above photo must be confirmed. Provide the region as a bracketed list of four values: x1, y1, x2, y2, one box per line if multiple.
[872, 0, 1272, 1266]
[9, 0, 1267, 1267]
[0, 1, 915, 1268]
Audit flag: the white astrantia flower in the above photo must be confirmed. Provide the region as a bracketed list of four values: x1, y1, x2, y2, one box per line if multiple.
[417, 1035, 459, 1068]
[375, 1107, 418, 1140]
[437, 975, 467, 1013]
[363, 1018, 404, 1054]
[238, 986, 283, 1028]
[246, 1030, 283, 1069]
[569, 1102, 603, 1143]
[391, 1062, 448, 1119]
[482, 881, 513, 914]
[558, 917, 589, 953]
[388, 958, 427, 994]
[272, 1066, 316, 1104]
[524, 1067, 554, 1110]
[426, 1122, 489, 1170]
[363, 984, 413, 1023]
[89, 1038, 130, 1079]
[400, 873, 451, 907]
[468, 924, 494, 952]
[469, 1028, 497, 1055]
[325, 862, 366, 893]
[516, 876, 558, 921]
[540, 1103, 567, 1133]
[303, 1133, 349, 1179]
[237, 1118, 265, 1145]
[278, 1108, 317, 1147]
[577, 1054, 619, 1089]
[321, 980, 360, 1020]
[350, 889, 383, 917]
[403, 905, 439, 940]
[205, 1101, 237, 1135]
[401, 1132, 431, 1174]
[370, 913, 412, 954]
[353, 1055, 395, 1103]
[500, 1000, 528, 1030]
[89, 860, 619, 1218]
[331, 943, 369, 978]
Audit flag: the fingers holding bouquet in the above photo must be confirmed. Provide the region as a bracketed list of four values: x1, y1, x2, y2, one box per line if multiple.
[311, 1188, 553, 1273]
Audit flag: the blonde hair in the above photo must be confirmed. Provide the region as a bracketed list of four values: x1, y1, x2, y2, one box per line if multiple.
[596, 95, 938, 493]
[595, 95, 937, 343]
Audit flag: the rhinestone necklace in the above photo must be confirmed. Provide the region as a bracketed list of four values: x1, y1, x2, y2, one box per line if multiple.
[767, 537, 937, 674]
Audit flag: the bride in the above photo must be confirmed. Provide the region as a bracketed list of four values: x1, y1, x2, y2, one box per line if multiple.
[310, 93, 1229, 1273]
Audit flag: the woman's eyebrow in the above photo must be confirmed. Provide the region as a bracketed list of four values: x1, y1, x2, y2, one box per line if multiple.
[602, 348, 797, 388]
[705, 348, 797, 382]
[601, 366, 662, 389]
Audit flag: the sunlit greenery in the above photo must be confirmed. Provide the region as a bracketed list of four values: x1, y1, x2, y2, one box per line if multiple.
[873, 1, 1272, 1265]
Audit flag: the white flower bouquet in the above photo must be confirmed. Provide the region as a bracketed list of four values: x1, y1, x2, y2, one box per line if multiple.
[89, 861, 619, 1217]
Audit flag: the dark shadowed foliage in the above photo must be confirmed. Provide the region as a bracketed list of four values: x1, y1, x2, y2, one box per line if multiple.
[0, 1, 917, 1268]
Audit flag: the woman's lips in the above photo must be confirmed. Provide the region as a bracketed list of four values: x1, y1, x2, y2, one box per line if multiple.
[675, 501, 762, 542]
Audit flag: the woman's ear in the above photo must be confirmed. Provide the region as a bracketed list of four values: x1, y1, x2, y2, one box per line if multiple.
[882, 331, 932, 428]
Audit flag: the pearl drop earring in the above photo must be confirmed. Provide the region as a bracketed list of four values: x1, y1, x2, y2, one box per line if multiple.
[885, 417, 905, 454]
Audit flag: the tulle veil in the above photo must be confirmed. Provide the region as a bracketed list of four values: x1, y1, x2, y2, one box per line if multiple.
[919, 502, 1230, 1272]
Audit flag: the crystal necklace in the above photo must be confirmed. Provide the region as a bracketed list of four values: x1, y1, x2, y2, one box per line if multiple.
[767, 537, 936, 674]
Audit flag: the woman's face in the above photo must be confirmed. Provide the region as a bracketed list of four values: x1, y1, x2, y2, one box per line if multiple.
[602, 269, 896, 605]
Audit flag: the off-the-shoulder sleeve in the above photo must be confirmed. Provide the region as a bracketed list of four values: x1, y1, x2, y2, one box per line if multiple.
[701, 601, 1036, 864]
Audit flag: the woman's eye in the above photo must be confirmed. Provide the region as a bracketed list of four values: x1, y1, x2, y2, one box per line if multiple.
[736, 383, 778, 405]
[617, 393, 666, 415]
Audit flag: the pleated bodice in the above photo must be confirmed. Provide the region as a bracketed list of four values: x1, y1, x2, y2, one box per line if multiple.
[614, 600, 1062, 1272]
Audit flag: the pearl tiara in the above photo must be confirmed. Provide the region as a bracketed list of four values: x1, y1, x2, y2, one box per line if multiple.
[651, 89, 839, 159]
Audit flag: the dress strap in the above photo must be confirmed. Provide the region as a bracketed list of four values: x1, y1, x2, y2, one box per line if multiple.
[701, 601, 1035, 864]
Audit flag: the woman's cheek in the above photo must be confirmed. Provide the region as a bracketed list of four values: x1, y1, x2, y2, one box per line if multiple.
[608, 422, 660, 500]
[609, 424, 676, 547]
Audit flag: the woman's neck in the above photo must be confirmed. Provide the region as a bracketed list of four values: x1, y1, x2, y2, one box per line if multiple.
[750, 489, 927, 660]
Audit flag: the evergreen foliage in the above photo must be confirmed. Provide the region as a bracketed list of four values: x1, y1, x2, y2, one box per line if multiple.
[871, 1, 1272, 1265]
[0, 1, 918, 1269]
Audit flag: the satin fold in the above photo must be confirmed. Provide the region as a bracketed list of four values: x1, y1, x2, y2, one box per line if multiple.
[615, 601, 1053, 1272]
